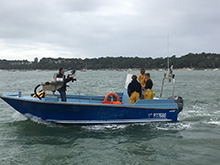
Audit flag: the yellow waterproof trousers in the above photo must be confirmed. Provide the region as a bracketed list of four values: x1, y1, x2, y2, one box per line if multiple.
[144, 89, 153, 100]
[129, 91, 140, 104]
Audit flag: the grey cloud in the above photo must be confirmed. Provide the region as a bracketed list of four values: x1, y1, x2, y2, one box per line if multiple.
[0, 0, 220, 60]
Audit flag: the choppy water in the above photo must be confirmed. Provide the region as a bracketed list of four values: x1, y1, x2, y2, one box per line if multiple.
[0, 69, 220, 165]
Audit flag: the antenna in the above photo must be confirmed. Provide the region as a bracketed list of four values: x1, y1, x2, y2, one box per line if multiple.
[167, 34, 169, 70]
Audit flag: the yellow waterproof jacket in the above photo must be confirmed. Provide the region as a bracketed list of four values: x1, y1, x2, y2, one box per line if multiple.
[138, 74, 146, 87]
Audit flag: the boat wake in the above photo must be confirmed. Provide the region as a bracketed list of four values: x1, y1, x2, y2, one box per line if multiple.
[12, 111, 27, 122]
[82, 124, 128, 131]
[23, 113, 61, 127]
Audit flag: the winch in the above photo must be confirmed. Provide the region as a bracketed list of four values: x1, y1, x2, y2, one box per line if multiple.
[34, 69, 76, 100]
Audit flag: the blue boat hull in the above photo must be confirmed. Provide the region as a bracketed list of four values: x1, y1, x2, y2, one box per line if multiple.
[1, 94, 179, 124]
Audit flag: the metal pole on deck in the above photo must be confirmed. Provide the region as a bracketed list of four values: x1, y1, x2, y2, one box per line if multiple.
[160, 73, 166, 98]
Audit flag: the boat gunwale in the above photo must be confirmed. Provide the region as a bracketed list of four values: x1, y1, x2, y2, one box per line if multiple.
[0, 94, 178, 111]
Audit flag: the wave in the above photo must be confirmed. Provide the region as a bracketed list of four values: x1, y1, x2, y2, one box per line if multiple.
[207, 120, 220, 125]
[154, 122, 192, 131]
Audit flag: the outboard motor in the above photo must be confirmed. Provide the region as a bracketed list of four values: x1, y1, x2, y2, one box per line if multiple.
[168, 96, 183, 114]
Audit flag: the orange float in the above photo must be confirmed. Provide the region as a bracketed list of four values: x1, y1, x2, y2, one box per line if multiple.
[102, 92, 122, 104]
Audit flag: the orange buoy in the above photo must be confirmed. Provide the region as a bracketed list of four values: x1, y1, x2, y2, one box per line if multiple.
[102, 92, 122, 104]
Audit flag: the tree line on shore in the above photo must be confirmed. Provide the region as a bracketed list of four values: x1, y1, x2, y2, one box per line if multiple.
[0, 52, 219, 70]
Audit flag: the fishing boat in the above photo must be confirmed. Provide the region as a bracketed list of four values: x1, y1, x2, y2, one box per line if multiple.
[0, 71, 183, 124]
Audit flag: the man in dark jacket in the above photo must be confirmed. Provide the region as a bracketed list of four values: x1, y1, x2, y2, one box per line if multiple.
[127, 75, 142, 104]
[57, 68, 74, 102]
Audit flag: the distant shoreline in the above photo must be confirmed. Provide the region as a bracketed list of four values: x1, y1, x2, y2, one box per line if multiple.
[1, 53, 219, 70]
[0, 68, 219, 72]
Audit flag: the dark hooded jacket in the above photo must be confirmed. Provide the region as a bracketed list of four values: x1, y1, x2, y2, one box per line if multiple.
[127, 79, 142, 97]
[145, 79, 153, 90]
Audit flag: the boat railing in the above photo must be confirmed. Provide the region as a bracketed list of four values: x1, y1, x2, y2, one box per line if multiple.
[160, 73, 175, 98]
[66, 94, 123, 103]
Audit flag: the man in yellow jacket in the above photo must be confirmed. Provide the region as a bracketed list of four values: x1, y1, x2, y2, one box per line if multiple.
[138, 68, 147, 99]
[144, 73, 154, 99]
[138, 68, 146, 88]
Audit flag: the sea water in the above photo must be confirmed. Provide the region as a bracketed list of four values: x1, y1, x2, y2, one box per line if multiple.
[0, 70, 219, 165]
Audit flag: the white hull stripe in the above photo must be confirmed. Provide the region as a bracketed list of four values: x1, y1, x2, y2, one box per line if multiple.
[46, 118, 172, 124]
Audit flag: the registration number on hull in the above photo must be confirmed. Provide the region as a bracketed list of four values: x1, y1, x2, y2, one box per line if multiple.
[148, 113, 167, 118]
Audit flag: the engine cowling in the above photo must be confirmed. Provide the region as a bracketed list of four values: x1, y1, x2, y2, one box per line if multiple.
[168, 96, 183, 114]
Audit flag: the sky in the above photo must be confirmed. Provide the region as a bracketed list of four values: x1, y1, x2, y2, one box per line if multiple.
[0, 0, 220, 61]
